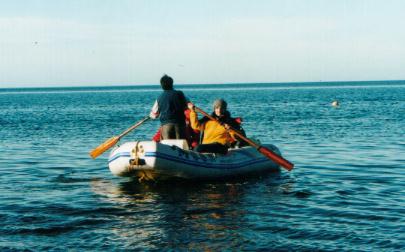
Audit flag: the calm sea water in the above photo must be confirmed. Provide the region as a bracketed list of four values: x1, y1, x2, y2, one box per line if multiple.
[0, 81, 404, 251]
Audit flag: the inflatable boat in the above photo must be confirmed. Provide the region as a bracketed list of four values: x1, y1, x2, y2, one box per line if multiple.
[108, 140, 281, 181]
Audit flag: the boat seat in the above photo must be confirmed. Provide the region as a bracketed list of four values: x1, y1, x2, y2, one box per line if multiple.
[160, 139, 189, 150]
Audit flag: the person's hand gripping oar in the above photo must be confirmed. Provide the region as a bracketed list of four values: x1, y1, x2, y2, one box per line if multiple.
[191, 104, 294, 171]
[89, 116, 150, 159]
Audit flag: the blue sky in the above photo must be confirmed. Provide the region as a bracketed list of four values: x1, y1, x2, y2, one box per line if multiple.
[1, 0, 405, 87]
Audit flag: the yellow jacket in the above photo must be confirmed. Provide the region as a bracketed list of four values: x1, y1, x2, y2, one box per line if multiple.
[189, 110, 236, 145]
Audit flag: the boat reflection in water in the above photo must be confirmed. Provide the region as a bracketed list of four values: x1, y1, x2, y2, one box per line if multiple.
[89, 172, 292, 250]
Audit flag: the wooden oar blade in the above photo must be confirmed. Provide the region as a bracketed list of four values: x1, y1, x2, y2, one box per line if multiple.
[89, 136, 119, 159]
[258, 146, 294, 171]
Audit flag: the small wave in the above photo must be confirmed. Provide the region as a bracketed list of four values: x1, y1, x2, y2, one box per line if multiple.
[282, 189, 313, 198]
[8, 219, 104, 235]
[50, 174, 93, 183]
[336, 189, 355, 196]
[184, 207, 226, 217]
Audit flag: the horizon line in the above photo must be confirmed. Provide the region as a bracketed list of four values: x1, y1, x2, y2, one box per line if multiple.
[1, 79, 405, 89]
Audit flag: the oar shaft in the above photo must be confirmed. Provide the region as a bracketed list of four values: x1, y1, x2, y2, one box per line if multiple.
[258, 146, 294, 171]
[118, 116, 150, 139]
[195, 107, 259, 146]
[89, 116, 150, 159]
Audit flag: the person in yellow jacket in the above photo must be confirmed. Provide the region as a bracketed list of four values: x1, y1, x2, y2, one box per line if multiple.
[187, 99, 245, 154]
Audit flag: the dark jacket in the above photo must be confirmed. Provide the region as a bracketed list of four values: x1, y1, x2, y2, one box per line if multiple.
[157, 90, 187, 125]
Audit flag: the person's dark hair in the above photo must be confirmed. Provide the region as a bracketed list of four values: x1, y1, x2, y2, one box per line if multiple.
[160, 75, 173, 90]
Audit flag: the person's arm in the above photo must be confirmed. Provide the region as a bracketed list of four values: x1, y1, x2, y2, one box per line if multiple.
[149, 100, 159, 119]
[188, 103, 203, 130]
[222, 123, 236, 142]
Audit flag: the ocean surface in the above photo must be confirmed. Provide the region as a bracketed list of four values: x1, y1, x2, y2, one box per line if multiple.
[0, 81, 404, 251]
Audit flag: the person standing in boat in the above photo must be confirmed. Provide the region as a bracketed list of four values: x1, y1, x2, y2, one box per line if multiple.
[149, 75, 188, 140]
[187, 99, 246, 154]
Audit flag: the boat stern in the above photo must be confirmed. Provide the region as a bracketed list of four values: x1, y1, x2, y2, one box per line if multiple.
[108, 141, 158, 176]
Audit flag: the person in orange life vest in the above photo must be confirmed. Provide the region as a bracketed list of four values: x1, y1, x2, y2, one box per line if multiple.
[149, 75, 188, 140]
[187, 99, 246, 154]
[152, 109, 200, 148]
